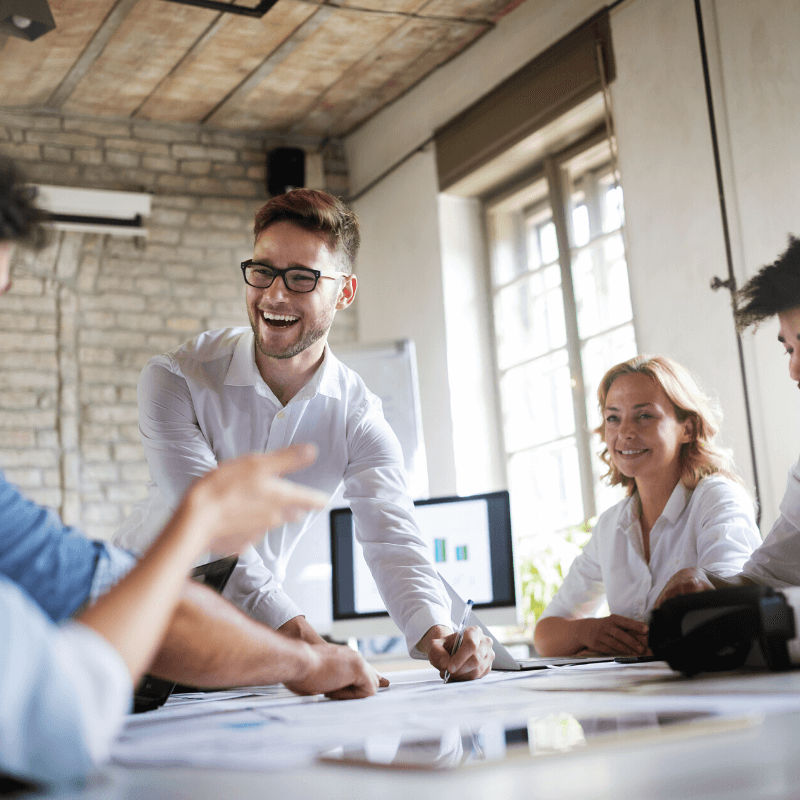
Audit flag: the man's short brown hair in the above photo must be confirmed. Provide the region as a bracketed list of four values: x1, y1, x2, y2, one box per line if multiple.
[253, 189, 359, 274]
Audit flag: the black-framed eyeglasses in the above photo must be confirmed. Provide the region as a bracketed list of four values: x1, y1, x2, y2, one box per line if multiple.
[240, 260, 346, 293]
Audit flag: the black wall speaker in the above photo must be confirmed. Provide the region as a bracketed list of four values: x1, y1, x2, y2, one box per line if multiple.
[266, 147, 305, 197]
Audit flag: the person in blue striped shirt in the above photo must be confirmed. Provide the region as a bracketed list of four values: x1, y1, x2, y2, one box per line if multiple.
[0, 159, 383, 789]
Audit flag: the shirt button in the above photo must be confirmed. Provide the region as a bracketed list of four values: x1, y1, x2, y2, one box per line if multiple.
[276, 411, 285, 420]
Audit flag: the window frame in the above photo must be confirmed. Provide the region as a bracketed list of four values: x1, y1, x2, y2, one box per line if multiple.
[484, 124, 637, 540]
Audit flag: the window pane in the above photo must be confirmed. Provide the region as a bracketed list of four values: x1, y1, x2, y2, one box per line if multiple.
[508, 439, 584, 537]
[581, 323, 638, 518]
[488, 212, 525, 285]
[539, 220, 559, 265]
[572, 204, 590, 247]
[581, 322, 638, 431]
[573, 232, 633, 339]
[592, 455, 628, 519]
[491, 238, 518, 286]
[603, 183, 625, 232]
[494, 267, 566, 369]
[484, 140, 636, 552]
[499, 349, 574, 453]
[526, 223, 542, 271]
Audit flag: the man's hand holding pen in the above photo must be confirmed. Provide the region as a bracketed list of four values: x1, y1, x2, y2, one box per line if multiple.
[416, 613, 495, 682]
[444, 599, 474, 683]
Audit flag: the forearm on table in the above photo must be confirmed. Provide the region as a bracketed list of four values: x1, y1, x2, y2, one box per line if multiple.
[147, 581, 313, 688]
[278, 614, 326, 645]
[78, 505, 207, 681]
[703, 570, 756, 590]
[533, 616, 587, 657]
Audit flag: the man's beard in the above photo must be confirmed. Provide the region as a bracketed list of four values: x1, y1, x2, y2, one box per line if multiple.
[249, 306, 335, 361]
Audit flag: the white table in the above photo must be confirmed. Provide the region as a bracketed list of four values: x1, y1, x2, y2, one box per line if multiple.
[31, 663, 800, 800]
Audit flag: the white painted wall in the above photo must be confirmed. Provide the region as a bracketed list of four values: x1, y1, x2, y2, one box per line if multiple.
[711, 0, 800, 527]
[439, 193, 505, 496]
[344, 0, 800, 532]
[610, 0, 800, 528]
[609, 0, 755, 498]
[350, 146, 458, 496]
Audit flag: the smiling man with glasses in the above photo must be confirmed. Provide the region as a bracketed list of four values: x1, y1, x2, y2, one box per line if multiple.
[115, 189, 494, 682]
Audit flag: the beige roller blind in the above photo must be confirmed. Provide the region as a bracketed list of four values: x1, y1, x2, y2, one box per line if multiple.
[435, 10, 615, 192]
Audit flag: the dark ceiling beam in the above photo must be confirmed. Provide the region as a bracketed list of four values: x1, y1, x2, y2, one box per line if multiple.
[44, 0, 140, 110]
[203, 4, 335, 126]
[159, 0, 278, 17]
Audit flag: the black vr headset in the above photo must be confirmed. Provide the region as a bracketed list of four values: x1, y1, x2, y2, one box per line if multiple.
[649, 586, 798, 676]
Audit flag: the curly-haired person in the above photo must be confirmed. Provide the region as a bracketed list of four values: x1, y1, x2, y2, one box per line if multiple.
[657, 236, 800, 603]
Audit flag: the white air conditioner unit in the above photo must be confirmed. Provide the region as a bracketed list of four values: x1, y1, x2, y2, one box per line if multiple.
[33, 185, 151, 238]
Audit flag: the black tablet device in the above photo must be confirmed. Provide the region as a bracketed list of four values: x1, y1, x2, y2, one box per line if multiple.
[131, 555, 238, 713]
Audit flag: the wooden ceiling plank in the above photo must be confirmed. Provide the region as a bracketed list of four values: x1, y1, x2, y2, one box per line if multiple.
[417, 0, 509, 22]
[46, 0, 141, 110]
[283, 0, 493, 136]
[203, 5, 336, 127]
[294, 16, 481, 137]
[131, 13, 229, 120]
[1, 0, 525, 136]
[63, 0, 219, 118]
[209, 7, 406, 130]
[288, 15, 443, 136]
[137, 0, 318, 124]
[329, 20, 483, 136]
[0, 0, 120, 107]
[315, 0, 511, 136]
[338, 0, 429, 12]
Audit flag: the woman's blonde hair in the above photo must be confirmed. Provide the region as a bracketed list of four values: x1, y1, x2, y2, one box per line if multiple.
[595, 355, 741, 494]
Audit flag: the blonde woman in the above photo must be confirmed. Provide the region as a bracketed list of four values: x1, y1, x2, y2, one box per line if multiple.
[533, 355, 761, 657]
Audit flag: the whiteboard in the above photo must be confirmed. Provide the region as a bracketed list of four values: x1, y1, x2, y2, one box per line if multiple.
[334, 338, 428, 499]
[279, 338, 428, 633]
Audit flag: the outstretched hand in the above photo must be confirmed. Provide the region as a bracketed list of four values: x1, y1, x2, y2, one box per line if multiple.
[182, 443, 329, 555]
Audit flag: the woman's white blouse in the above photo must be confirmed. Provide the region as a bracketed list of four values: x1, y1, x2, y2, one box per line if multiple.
[539, 476, 762, 623]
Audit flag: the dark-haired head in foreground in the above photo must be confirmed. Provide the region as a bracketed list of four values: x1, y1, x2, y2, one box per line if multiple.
[0, 158, 47, 250]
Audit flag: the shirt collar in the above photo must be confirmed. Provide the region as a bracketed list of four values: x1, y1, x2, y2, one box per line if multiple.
[224, 332, 342, 403]
[314, 345, 344, 401]
[225, 330, 261, 388]
[619, 493, 641, 534]
[620, 480, 690, 533]
[661, 480, 691, 523]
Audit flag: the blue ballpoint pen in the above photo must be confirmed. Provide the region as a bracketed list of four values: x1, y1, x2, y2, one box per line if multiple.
[443, 599, 473, 684]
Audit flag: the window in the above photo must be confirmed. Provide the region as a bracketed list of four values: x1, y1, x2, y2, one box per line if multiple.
[486, 133, 637, 563]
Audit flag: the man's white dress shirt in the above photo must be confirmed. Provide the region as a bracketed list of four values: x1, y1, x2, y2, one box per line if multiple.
[743, 457, 800, 587]
[538, 476, 761, 623]
[114, 328, 451, 652]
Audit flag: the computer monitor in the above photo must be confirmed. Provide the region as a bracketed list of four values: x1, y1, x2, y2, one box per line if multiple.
[330, 490, 518, 640]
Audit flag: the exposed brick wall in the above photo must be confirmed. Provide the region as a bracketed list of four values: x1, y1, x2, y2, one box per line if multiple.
[0, 109, 355, 540]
